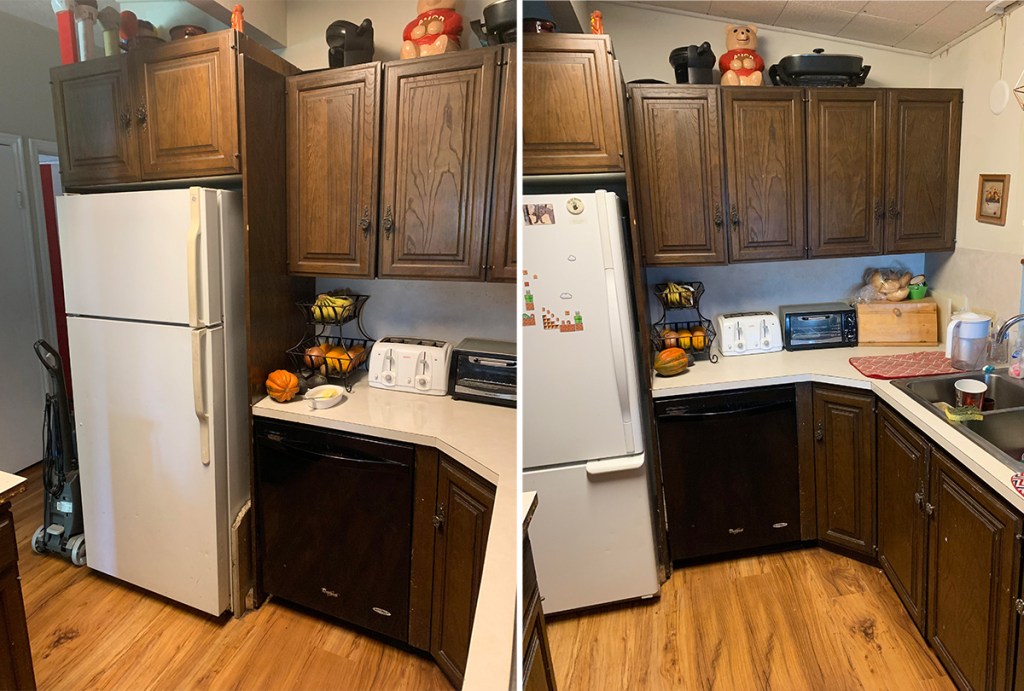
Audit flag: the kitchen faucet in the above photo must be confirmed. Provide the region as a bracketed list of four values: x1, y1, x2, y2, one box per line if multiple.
[995, 314, 1024, 342]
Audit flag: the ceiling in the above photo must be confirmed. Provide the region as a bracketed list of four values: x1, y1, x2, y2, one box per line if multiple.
[0, 0, 66, 30]
[628, 1, 1014, 55]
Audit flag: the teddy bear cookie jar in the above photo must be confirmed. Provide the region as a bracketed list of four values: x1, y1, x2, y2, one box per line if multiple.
[400, 0, 464, 59]
[719, 24, 765, 86]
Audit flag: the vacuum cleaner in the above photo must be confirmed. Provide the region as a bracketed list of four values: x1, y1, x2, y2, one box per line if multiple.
[31, 340, 86, 567]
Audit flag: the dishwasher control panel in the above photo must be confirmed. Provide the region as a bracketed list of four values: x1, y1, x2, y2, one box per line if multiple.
[716, 312, 783, 356]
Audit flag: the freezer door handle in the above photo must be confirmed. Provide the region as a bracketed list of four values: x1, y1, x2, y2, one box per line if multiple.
[586, 456, 644, 476]
[192, 330, 211, 465]
[187, 193, 205, 328]
[604, 270, 635, 454]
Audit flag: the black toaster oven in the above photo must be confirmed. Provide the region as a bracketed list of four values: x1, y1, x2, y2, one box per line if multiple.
[448, 338, 516, 407]
[779, 302, 858, 351]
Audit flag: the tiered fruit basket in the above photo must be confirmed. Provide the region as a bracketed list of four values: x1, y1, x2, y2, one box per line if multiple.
[652, 280, 718, 365]
[287, 291, 373, 392]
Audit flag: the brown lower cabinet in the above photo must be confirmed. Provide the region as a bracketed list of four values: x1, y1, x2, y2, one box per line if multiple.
[813, 385, 876, 557]
[0, 503, 35, 690]
[522, 534, 556, 691]
[430, 455, 496, 688]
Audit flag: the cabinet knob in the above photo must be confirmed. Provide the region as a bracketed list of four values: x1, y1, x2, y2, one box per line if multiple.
[888, 201, 900, 220]
[924, 502, 935, 516]
[729, 205, 740, 226]
[382, 205, 394, 238]
[713, 204, 723, 228]
[814, 421, 823, 442]
[359, 206, 370, 235]
[913, 491, 923, 507]
[432, 503, 446, 530]
[136, 103, 148, 130]
[120, 109, 131, 132]
[874, 201, 885, 220]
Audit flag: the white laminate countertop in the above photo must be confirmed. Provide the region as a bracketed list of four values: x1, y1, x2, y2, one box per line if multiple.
[652, 345, 1024, 513]
[252, 374, 515, 690]
[0, 471, 26, 504]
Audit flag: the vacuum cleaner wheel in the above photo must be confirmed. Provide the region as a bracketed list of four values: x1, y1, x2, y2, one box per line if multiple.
[68, 534, 86, 567]
[31, 526, 45, 555]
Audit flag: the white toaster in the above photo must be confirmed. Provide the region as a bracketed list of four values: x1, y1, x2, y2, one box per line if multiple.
[716, 312, 783, 356]
[368, 337, 453, 395]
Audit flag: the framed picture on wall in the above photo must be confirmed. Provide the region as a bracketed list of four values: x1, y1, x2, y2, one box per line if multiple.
[976, 174, 1010, 226]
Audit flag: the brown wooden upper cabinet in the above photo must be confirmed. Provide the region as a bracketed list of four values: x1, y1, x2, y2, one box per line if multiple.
[807, 88, 961, 257]
[287, 48, 511, 281]
[628, 86, 727, 265]
[522, 34, 624, 175]
[52, 31, 241, 188]
[722, 88, 807, 262]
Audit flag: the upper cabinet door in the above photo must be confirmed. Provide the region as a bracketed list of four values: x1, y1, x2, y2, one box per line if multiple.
[287, 64, 381, 278]
[50, 56, 139, 188]
[722, 88, 806, 262]
[807, 89, 885, 258]
[885, 89, 962, 253]
[629, 85, 726, 265]
[486, 46, 517, 283]
[378, 50, 498, 280]
[132, 32, 240, 180]
[522, 34, 624, 175]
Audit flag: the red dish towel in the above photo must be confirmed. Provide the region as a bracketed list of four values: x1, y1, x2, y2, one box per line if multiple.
[849, 351, 962, 379]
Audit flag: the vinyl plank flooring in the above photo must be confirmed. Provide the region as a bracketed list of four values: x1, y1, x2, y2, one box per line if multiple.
[546, 548, 954, 691]
[12, 463, 449, 690]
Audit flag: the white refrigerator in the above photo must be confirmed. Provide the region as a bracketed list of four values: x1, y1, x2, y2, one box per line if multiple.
[522, 191, 660, 613]
[57, 188, 247, 616]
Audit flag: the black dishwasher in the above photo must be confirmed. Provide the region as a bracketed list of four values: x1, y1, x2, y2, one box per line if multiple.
[254, 419, 415, 643]
[655, 385, 801, 562]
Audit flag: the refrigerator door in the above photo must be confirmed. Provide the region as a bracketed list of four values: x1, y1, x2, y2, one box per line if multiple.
[522, 191, 644, 469]
[524, 456, 660, 613]
[67, 315, 229, 615]
[58, 188, 223, 327]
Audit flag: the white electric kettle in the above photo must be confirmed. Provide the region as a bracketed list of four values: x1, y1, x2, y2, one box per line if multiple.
[946, 312, 992, 370]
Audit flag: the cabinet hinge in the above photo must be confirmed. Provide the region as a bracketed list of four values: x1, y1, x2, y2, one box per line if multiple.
[1015, 598, 1024, 616]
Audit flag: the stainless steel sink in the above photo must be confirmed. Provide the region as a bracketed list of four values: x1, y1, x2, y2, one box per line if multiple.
[893, 369, 1024, 469]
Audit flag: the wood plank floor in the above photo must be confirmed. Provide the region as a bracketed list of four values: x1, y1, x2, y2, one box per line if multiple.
[11, 463, 450, 690]
[546, 548, 955, 690]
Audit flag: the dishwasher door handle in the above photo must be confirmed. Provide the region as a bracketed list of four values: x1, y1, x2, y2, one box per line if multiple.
[586, 456, 645, 476]
[259, 436, 409, 470]
[658, 399, 793, 420]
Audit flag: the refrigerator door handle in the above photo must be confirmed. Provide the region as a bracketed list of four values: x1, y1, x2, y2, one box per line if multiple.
[603, 270, 635, 454]
[187, 193, 205, 328]
[585, 456, 644, 476]
[192, 329, 211, 465]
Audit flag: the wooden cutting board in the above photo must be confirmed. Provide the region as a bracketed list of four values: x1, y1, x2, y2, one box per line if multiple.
[856, 297, 938, 346]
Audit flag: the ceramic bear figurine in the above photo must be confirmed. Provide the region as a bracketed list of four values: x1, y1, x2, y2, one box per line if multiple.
[400, 0, 463, 60]
[719, 24, 764, 86]
[326, 18, 374, 68]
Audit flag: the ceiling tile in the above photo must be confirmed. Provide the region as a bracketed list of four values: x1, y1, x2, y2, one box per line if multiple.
[860, 1, 949, 24]
[896, 1, 995, 52]
[897, 25, 959, 54]
[773, 2, 862, 36]
[705, 1, 789, 25]
[837, 11, 919, 45]
[657, 1, 714, 13]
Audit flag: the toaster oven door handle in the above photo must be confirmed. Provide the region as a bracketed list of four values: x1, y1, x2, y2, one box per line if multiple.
[468, 356, 516, 368]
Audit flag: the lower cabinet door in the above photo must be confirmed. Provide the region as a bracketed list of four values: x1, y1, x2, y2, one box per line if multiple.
[876, 404, 930, 633]
[928, 450, 1021, 691]
[430, 456, 495, 687]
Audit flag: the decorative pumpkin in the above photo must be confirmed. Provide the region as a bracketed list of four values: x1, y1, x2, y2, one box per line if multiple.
[266, 369, 300, 402]
[654, 348, 689, 377]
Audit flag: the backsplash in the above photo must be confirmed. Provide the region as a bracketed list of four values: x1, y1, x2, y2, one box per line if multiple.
[316, 278, 516, 345]
[646, 255, 926, 320]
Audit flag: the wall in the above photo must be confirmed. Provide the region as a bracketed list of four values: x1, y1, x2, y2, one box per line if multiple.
[927, 8, 1024, 325]
[283, 0, 490, 69]
[0, 13, 60, 141]
[588, 1, 933, 86]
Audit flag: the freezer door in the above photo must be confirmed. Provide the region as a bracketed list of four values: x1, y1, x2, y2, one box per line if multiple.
[58, 188, 223, 327]
[522, 192, 644, 469]
[67, 316, 229, 615]
[523, 456, 660, 613]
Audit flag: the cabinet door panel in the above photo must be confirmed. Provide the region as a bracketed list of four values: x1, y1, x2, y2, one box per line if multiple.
[51, 56, 139, 187]
[486, 46, 516, 282]
[813, 386, 875, 556]
[928, 450, 1020, 691]
[133, 32, 239, 180]
[522, 34, 623, 174]
[431, 456, 495, 687]
[876, 405, 929, 632]
[629, 86, 726, 265]
[380, 50, 498, 280]
[723, 88, 806, 262]
[885, 90, 961, 253]
[807, 89, 885, 258]
[287, 65, 380, 277]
